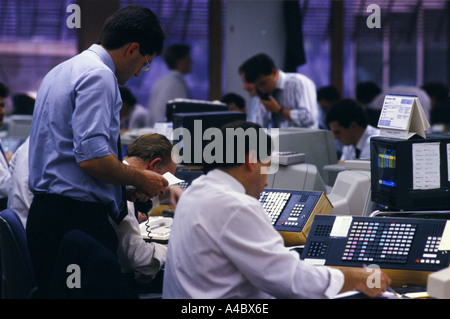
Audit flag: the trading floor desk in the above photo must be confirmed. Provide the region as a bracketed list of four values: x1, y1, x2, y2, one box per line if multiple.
[300, 214, 450, 296]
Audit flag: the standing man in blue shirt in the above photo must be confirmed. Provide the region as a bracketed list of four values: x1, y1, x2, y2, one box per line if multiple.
[27, 6, 167, 297]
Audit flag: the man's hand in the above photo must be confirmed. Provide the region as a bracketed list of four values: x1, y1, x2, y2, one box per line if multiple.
[259, 95, 281, 113]
[169, 185, 184, 208]
[338, 267, 392, 298]
[78, 153, 168, 198]
[135, 169, 169, 198]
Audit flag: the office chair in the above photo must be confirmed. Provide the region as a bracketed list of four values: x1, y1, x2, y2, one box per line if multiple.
[0, 209, 38, 299]
[49, 229, 137, 299]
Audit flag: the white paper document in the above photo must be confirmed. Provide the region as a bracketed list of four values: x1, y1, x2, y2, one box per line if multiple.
[330, 216, 353, 237]
[163, 172, 184, 186]
[378, 95, 430, 139]
[412, 142, 440, 190]
[438, 220, 450, 251]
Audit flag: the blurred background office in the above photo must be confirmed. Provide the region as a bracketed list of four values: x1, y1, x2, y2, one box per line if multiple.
[0, 0, 448, 131]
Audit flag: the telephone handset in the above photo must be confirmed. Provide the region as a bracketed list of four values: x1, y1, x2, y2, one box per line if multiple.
[140, 216, 173, 243]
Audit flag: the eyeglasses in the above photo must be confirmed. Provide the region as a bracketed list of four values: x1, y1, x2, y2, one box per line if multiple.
[142, 56, 151, 72]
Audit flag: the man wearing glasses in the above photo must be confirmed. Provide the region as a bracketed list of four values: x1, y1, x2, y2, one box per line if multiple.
[26, 6, 167, 297]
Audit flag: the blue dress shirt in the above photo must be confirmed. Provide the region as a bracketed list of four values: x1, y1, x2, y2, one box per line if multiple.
[28, 44, 123, 218]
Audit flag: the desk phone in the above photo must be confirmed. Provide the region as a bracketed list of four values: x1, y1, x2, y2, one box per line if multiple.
[174, 170, 203, 190]
[301, 215, 450, 286]
[140, 216, 173, 244]
[259, 189, 333, 246]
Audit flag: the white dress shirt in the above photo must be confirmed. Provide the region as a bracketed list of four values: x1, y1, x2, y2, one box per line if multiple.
[121, 104, 148, 130]
[7, 138, 31, 228]
[340, 125, 380, 161]
[110, 199, 167, 277]
[147, 70, 189, 127]
[163, 169, 344, 299]
[252, 70, 320, 129]
[0, 139, 11, 201]
[8, 146, 167, 276]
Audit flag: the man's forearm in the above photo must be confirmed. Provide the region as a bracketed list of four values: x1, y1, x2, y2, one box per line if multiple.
[78, 153, 142, 186]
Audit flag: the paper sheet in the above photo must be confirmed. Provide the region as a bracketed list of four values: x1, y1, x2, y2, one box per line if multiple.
[438, 220, 450, 251]
[163, 172, 184, 186]
[330, 216, 353, 237]
[412, 143, 440, 190]
[378, 95, 430, 139]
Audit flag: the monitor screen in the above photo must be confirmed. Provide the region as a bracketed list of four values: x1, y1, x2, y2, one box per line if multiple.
[166, 99, 228, 122]
[375, 145, 397, 192]
[371, 134, 450, 211]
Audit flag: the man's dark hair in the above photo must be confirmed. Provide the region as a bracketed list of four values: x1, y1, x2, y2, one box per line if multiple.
[355, 81, 381, 105]
[325, 99, 368, 129]
[99, 5, 166, 57]
[421, 82, 449, 104]
[13, 94, 35, 115]
[119, 86, 137, 107]
[163, 44, 191, 70]
[202, 120, 273, 174]
[239, 53, 276, 83]
[221, 93, 246, 110]
[0, 82, 10, 98]
[317, 85, 341, 103]
[126, 133, 173, 166]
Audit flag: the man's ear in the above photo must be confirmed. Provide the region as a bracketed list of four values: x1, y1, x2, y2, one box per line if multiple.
[147, 158, 162, 171]
[124, 42, 140, 58]
[271, 68, 278, 77]
[245, 150, 258, 171]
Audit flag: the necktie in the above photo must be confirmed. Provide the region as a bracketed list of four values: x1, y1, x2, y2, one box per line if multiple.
[270, 89, 282, 128]
[114, 136, 128, 224]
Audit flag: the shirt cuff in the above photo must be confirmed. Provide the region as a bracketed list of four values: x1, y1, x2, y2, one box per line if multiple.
[324, 267, 345, 299]
[74, 135, 111, 163]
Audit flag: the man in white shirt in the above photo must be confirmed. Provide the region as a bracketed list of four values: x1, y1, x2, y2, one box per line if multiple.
[147, 44, 191, 127]
[7, 133, 180, 285]
[111, 133, 179, 279]
[326, 99, 380, 161]
[163, 120, 390, 299]
[119, 86, 148, 130]
[0, 82, 12, 210]
[239, 53, 319, 129]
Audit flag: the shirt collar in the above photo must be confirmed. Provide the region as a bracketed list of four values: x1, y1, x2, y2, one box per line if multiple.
[356, 125, 375, 151]
[275, 69, 286, 91]
[86, 44, 115, 73]
[207, 169, 246, 195]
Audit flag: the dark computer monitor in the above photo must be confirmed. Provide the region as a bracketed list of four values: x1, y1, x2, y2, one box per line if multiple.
[172, 111, 247, 165]
[370, 134, 450, 210]
[165, 99, 228, 122]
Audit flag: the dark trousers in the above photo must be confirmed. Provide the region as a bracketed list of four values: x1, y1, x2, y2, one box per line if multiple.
[26, 194, 118, 298]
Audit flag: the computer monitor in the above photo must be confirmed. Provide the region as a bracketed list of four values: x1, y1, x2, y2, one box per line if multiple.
[166, 98, 228, 122]
[266, 163, 327, 193]
[7, 115, 33, 138]
[370, 134, 450, 211]
[272, 128, 338, 179]
[326, 160, 373, 216]
[172, 111, 247, 165]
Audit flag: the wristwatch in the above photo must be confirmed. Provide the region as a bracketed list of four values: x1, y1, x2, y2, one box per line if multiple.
[278, 106, 284, 115]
